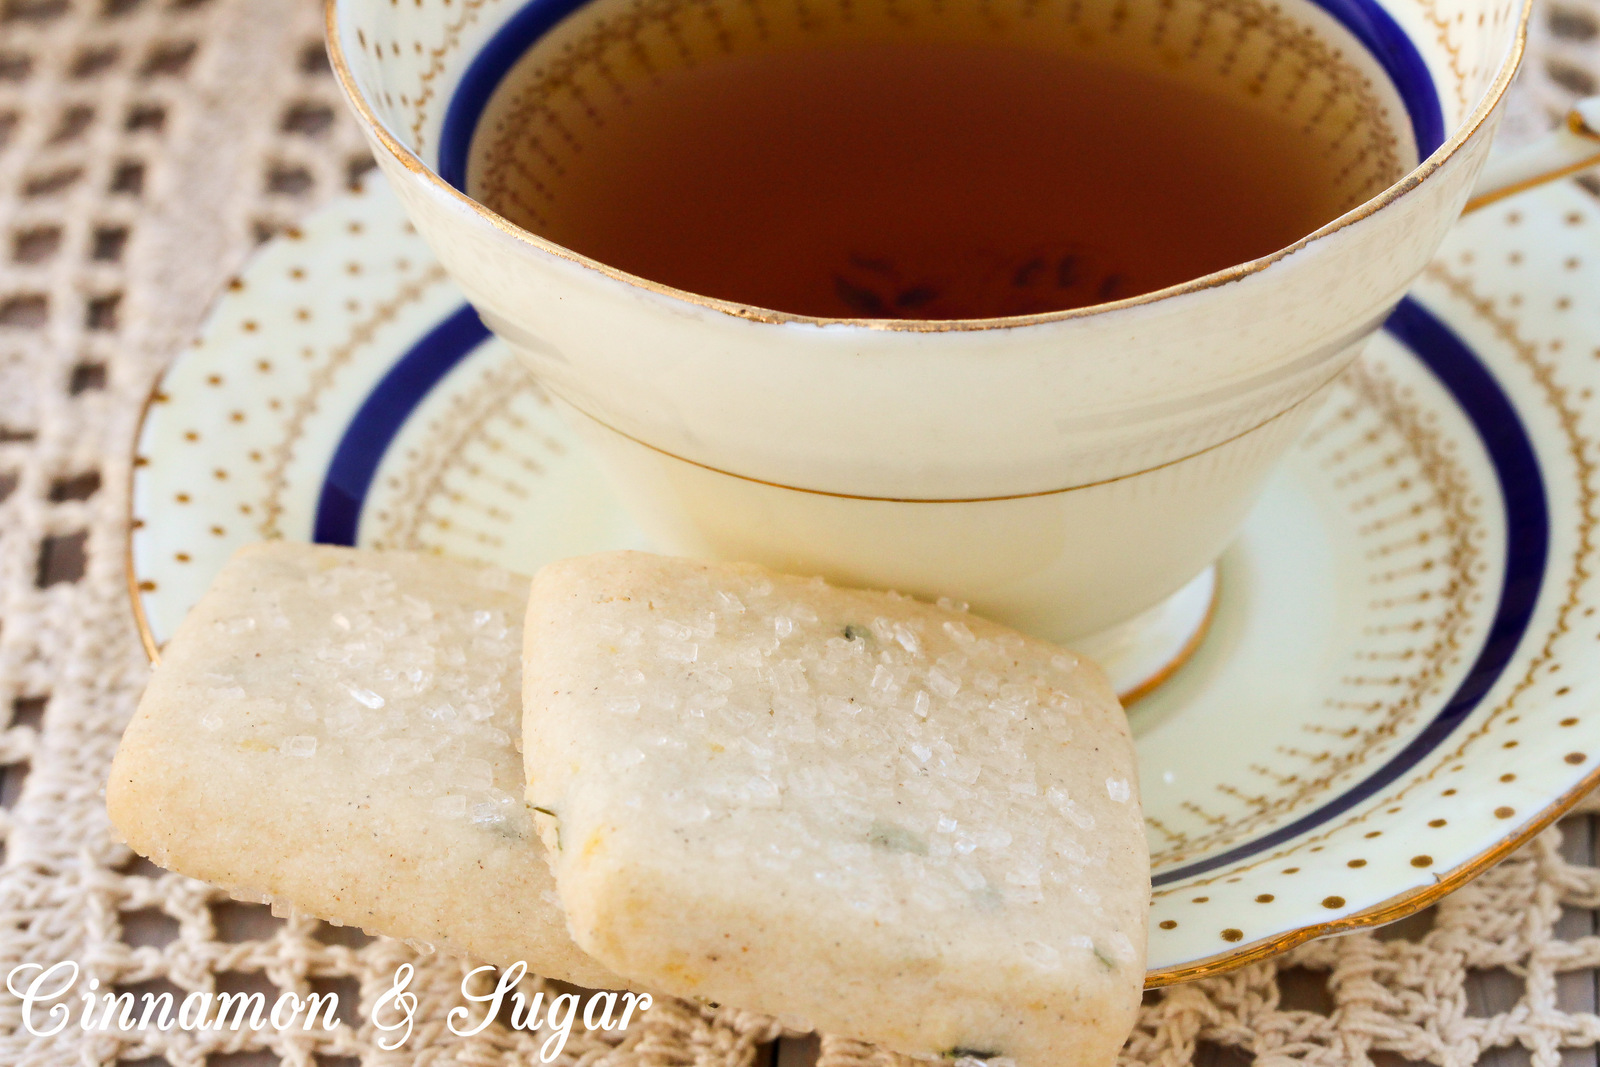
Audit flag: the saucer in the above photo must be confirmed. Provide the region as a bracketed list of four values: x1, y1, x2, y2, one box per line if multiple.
[129, 173, 1600, 985]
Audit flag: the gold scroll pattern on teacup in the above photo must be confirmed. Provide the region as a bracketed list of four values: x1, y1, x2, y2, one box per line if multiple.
[345, 0, 1519, 154]
[1144, 357, 1489, 869]
[466, 0, 1405, 237]
[1409, 0, 1520, 116]
[372, 0, 497, 150]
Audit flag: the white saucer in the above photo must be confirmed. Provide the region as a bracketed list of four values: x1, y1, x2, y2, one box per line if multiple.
[130, 173, 1600, 985]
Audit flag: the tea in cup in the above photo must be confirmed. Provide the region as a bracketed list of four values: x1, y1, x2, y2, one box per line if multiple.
[469, 22, 1404, 321]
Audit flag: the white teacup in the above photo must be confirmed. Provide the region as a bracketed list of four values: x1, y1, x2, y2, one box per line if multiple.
[324, 0, 1599, 645]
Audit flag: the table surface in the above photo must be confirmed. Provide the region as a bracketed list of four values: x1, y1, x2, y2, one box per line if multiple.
[99, 811, 1600, 1066]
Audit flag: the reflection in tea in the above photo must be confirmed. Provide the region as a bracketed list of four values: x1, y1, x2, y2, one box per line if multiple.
[469, 0, 1409, 319]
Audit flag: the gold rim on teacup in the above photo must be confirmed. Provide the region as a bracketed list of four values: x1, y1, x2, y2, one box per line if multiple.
[322, 0, 1538, 333]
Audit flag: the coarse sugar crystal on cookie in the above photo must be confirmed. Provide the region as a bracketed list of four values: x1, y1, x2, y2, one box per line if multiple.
[521, 550, 1148, 1066]
[107, 541, 623, 989]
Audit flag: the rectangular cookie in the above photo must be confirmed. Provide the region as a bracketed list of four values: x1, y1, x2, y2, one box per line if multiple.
[522, 551, 1148, 1065]
[108, 541, 623, 989]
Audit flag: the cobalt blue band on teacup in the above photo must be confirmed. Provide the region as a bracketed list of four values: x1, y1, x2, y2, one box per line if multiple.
[432, 0, 1446, 196]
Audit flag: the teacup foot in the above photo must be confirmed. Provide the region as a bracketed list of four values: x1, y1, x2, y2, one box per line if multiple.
[1073, 566, 1218, 706]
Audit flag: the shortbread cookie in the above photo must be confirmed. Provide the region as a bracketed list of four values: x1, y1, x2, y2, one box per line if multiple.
[522, 551, 1148, 1065]
[108, 541, 622, 989]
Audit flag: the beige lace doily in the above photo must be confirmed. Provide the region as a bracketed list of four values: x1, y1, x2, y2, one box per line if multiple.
[0, 0, 1597, 1061]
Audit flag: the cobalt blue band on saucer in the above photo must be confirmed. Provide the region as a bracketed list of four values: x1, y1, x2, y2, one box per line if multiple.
[312, 294, 1549, 882]
[1153, 297, 1548, 884]
[312, 304, 491, 546]
[434, 0, 1446, 194]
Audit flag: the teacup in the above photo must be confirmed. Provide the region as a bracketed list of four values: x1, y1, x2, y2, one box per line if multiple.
[324, 0, 1599, 646]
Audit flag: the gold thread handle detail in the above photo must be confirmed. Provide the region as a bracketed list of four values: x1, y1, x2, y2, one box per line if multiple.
[1463, 96, 1600, 213]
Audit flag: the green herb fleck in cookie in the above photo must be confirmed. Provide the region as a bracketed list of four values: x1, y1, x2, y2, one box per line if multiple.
[867, 819, 928, 855]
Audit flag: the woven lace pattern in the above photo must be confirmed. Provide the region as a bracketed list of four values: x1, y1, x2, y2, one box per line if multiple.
[0, 0, 1598, 1061]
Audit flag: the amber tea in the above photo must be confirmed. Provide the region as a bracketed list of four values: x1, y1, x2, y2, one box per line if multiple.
[468, 3, 1406, 320]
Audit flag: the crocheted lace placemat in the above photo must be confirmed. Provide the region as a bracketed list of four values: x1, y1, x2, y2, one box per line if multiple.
[0, 0, 1597, 1061]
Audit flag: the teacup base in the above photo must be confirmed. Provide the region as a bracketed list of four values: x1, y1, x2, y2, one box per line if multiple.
[1073, 564, 1217, 704]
